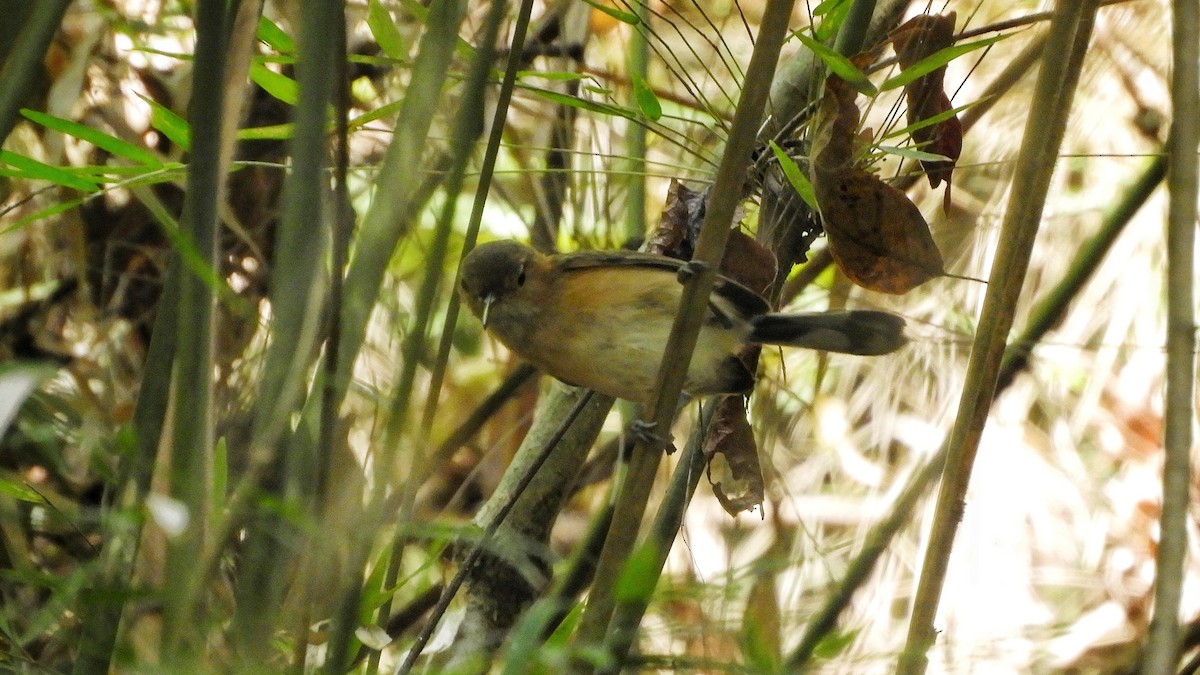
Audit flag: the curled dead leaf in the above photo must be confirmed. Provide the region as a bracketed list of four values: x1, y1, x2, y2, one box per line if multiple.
[704, 395, 765, 515]
[890, 12, 963, 208]
[816, 169, 945, 293]
[809, 75, 945, 294]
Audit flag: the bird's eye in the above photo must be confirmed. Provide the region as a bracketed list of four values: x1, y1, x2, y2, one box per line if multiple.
[516, 270, 526, 286]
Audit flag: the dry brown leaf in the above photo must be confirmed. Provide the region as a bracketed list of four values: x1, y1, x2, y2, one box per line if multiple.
[890, 12, 963, 209]
[704, 395, 765, 515]
[810, 75, 945, 294]
[647, 179, 698, 258]
[720, 229, 777, 297]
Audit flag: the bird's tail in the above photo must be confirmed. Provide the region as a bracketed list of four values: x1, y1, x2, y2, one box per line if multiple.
[747, 310, 907, 355]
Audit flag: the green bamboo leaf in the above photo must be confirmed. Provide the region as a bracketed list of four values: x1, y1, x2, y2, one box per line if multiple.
[812, 0, 849, 15]
[0, 199, 77, 235]
[0, 478, 42, 503]
[0, 150, 98, 190]
[368, 0, 407, 59]
[880, 99, 979, 140]
[21, 109, 163, 167]
[522, 85, 640, 120]
[614, 541, 660, 603]
[237, 123, 295, 141]
[1, 166, 184, 236]
[138, 94, 191, 151]
[580, 0, 640, 25]
[250, 61, 299, 105]
[257, 16, 295, 53]
[349, 99, 403, 129]
[881, 34, 1010, 92]
[794, 32, 876, 96]
[518, 70, 586, 82]
[811, 0, 850, 41]
[768, 141, 818, 211]
[398, 0, 428, 22]
[813, 628, 860, 659]
[875, 144, 952, 162]
[630, 73, 662, 121]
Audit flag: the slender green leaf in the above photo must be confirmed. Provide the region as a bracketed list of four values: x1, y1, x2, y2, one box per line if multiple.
[880, 99, 979, 140]
[522, 85, 641, 120]
[811, 0, 851, 41]
[812, 0, 849, 15]
[349, 99, 403, 129]
[398, 0, 428, 22]
[138, 94, 191, 151]
[794, 32, 876, 95]
[368, 0, 407, 59]
[237, 123, 295, 141]
[0, 151, 98, 190]
[126, 183, 230, 298]
[813, 628, 860, 659]
[881, 34, 1010, 92]
[875, 144, 952, 162]
[21, 109, 163, 167]
[614, 541, 659, 603]
[250, 61, 299, 105]
[501, 601, 562, 675]
[517, 70, 587, 82]
[0, 478, 42, 503]
[1, 199, 78, 235]
[768, 141, 819, 211]
[630, 73, 662, 121]
[582, 83, 615, 97]
[358, 545, 397, 623]
[257, 16, 295, 53]
[580, 0, 640, 25]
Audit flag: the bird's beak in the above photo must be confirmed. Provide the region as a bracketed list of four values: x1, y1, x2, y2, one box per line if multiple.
[481, 294, 496, 328]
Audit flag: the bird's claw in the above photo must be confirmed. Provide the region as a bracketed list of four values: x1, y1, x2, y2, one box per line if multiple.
[629, 420, 676, 453]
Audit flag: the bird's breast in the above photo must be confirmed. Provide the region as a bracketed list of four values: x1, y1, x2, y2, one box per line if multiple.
[488, 268, 748, 402]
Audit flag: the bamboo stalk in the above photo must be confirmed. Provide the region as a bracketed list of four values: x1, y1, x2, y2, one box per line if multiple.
[1141, 0, 1199, 671]
[231, 0, 338, 664]
[897, 2, 1102, 672]
[572, 0, 798, 654]
[161, 0, 230, 660]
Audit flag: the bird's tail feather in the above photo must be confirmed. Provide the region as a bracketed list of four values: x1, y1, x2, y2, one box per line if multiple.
[747, 310, 907, 355]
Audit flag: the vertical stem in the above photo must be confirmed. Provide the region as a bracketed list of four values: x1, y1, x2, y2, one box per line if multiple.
[1142, 0, 1199, 672]
[0, 0, 71, 143]
[322, 2, 470, 669]
[599, 403, 711, 673]
[833, 0, 878, 56]
[897, 1, 1101, 672]
[162, 0, 229, 659]
[231, 0, 337, 664]
[624, 0, 651, 242]
[421, 0, 539, 437]
[572, 0, 797, 651]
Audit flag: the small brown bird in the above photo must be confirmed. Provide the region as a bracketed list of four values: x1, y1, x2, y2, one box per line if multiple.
[459, 240, 906, 404]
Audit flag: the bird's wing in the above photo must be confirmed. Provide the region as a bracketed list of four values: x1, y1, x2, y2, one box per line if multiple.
[554, 250, 770, 320]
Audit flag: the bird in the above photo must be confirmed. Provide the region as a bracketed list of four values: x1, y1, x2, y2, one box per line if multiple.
[458, 239, 906, 405]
